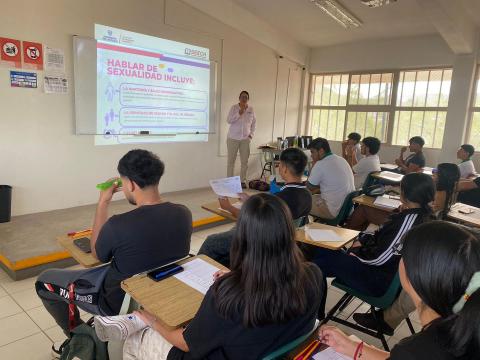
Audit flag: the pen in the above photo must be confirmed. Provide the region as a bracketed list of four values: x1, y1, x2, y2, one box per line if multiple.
[302, 340, 320, 359]
[294, 339, 319, 360]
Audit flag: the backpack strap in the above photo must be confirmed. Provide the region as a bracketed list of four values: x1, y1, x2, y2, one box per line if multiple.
[68, 283, 77, 331]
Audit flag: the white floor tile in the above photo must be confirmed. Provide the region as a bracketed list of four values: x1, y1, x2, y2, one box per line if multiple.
[0, 275, 37, 295]
[0, 332, 52, 360]
[0, 285, 7, 298]
[0, 267, 8, 281]
[0, 295, 23, 319]
[0, 312, 41, 347]
[27, 307, 57, 330]
[10, 287, 43, 311]
[190, 235, 206, 254]
[44, 325, 67, 344]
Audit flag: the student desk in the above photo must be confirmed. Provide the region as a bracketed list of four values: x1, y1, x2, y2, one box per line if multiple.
[57, 235, 101, 268]
[447, 203, 480, 228]
[121, 255, 227, 329]
[352, 194, 398, 213]
[201, 201, 239, 222]
[295, 223, 359, 250]
[371, 171, 404, 184]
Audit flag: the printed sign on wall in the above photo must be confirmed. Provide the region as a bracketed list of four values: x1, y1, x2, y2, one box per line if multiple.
[10, 71, 37, 88]
[23, 41, 43, 70]
[0, 37, 22, 68]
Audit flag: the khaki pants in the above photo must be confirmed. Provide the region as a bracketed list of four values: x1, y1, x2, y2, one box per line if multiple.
[227, 137, 250, 182]
[311, 194, 335, 219]
[123, 327, 173, 360]
[383, 289, 416, 329]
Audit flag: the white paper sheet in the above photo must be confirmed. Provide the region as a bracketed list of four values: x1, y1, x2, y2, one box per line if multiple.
[45, 47, 65, 74]
[380, 163, 398, 170]
[313, 347, 352, 360]
[44, 75, 68, 94]
[174, 258, 220, 295]
[209, 176, 242, 198]
[373, 195, 402, 209]
[379, 171, 404, 181]
[306, 228, 344, 242]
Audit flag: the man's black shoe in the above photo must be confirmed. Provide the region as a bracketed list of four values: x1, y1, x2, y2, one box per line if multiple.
[353, 310, 394, 336]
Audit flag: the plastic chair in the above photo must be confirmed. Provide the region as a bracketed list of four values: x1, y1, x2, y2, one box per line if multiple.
[262, 321, 318, 360]
[322, 273, 415, 351]
[312, 190, 361, 226]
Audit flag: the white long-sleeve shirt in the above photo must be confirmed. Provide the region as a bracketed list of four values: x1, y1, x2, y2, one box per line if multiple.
[227, 104, 256, 140]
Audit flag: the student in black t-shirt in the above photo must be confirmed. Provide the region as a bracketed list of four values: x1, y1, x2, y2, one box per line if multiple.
[36, 150, 192, 339]
[457, 176, 480, 207]
[319, 221, 480, 360]
[116, 193, 323, 360]
[395, 136, 426, 174]
[198, 147, 312, 267]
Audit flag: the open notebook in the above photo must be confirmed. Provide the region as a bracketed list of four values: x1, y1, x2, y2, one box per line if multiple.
[373, 195, 402, 209]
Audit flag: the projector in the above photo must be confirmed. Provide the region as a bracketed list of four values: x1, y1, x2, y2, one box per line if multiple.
[361, 0, 397, 7]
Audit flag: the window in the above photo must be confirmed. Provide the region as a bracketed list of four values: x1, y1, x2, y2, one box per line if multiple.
[468, 68, 480, 149]
[308, 67, 453, 148]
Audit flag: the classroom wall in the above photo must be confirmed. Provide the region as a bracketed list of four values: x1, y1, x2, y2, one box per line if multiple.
[0, 0, 306, 216]
[309, 34, 479, 169]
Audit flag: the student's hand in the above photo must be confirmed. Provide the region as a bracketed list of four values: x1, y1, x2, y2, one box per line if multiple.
[213, 269, 230, 281]
[238, 193, 250, 202]
[98, 177, 121, 205]
[218, 197, 232, 210]
[400, 146, 408, 154]
[319, 325, 358, 357]
[134, 309, 157, 328]
[394, 158, 403, 166]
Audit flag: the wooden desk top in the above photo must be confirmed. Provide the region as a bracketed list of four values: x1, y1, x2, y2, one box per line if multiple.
[295, 223, 359, 250]
[447, 203, 480, 228]
[372, 171, 404, 183]
[57, 235, 101, 268]
[201, 201, 238, 222]
[352, 194, 397, 213]
[121, 255, 227, 329]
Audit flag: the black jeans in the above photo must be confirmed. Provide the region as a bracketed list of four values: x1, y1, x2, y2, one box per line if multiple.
[198, 227, 235, 268]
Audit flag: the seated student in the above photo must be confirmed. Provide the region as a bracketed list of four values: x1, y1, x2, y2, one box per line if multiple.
[95, 194, 324, 360]
[319, 221, 480, 360]
[457, 144, 476, 178]
[342, 132, 362, 166]
[307, 137, 355, 219]
[198, 147, 312, 267]
[457, 176, 480, 207]
[35, 150, 192, 340]
[350, 136, 381, 189]
[394, 136, 426, 174]
[312, 173, 434, 303]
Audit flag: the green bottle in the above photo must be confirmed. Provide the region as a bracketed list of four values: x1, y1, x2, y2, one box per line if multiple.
[96, 179, 122, 191]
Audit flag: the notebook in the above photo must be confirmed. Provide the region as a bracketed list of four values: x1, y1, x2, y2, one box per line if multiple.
[373, 195, 401, 209]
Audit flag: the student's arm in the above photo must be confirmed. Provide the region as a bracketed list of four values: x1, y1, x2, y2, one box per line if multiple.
[319, 325, 389, 360]
[306, 181, 320, 194]
[90, 179, 121, 259]
[218, 197, 240, 218]
[433, 190, 446, 213]
[457, 179, 479, 191]
[135, 310, 189, 352]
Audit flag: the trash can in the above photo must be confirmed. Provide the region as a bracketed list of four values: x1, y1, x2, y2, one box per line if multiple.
[0, 185, 12, 223]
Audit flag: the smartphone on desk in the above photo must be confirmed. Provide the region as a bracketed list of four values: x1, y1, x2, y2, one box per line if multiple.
[147, 263, 184, 282]
[73, 237, 91, 253]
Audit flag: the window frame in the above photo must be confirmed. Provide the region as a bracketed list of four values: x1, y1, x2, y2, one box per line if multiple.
[307, 66, 453, 149]
[466, 65, 480, 151]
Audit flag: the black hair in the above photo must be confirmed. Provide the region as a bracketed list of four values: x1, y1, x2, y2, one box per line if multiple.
[362, 137, 381, 155]
[212, 193, 320, 327]
[117, 149, 164, 188]
[402, 221, 480, 357]
[239, 90, 250, 100]
[280, 148, 308, 176]
[400, 172, 435, 214]
[409, 136, 425, 147]
[461, 144, 475, 158]
[307, 137, 331, 153]
[436, 163, 460, 219]
[348, 132, 361, 142]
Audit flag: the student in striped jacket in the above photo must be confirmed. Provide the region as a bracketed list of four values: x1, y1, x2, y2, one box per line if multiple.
[313, 173, 435, 317]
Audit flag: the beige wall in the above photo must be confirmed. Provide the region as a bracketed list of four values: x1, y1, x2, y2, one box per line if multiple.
[0, 0, 305, 215]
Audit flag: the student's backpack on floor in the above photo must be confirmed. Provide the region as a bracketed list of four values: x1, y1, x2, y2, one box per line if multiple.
[59, 321, 108, 360]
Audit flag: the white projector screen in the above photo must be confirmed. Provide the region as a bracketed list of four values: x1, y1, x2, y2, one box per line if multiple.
[73, 24, 217, 145]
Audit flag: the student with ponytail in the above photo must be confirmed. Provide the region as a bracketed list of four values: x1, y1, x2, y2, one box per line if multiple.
[433, 163, 460, 219]
[319, 221, 480, 359]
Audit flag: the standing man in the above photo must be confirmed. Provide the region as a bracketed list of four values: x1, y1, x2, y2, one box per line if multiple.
[226, 90, 256, 188]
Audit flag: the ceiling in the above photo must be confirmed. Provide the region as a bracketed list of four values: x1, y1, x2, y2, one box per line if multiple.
[231, 0, 480, 48]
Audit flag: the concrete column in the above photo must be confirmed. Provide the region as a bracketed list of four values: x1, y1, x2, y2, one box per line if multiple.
[439, 54, 477, 162]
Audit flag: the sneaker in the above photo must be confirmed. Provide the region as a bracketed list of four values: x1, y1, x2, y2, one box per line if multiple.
[94, 314, 147, 342]
[353, 309, 394, 336]
[51, 340, 68, 359]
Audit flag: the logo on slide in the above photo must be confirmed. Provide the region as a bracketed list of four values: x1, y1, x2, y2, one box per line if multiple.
[3, 42, 19, 57]
[102, 29, 119, 43]
[184, 48, 207, 59]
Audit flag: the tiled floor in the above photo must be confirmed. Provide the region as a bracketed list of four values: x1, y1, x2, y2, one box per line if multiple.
[0, 225, 422, 359]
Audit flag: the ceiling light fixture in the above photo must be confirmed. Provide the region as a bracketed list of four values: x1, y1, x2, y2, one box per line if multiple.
[310, 0, 362, 29]
[361, 0, 397, 8]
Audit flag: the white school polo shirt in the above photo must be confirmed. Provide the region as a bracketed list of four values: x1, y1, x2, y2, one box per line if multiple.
[308, 153, 355, 216]
[353, 154, 381, 189]
[458, 160, 476, 179]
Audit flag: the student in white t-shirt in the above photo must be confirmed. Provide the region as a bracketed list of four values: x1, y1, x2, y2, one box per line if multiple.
[342, 132, 362, 166]
[457, 144, 476, 178]
[351, 137, 382, 189]
[307, 138, 355, 219]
